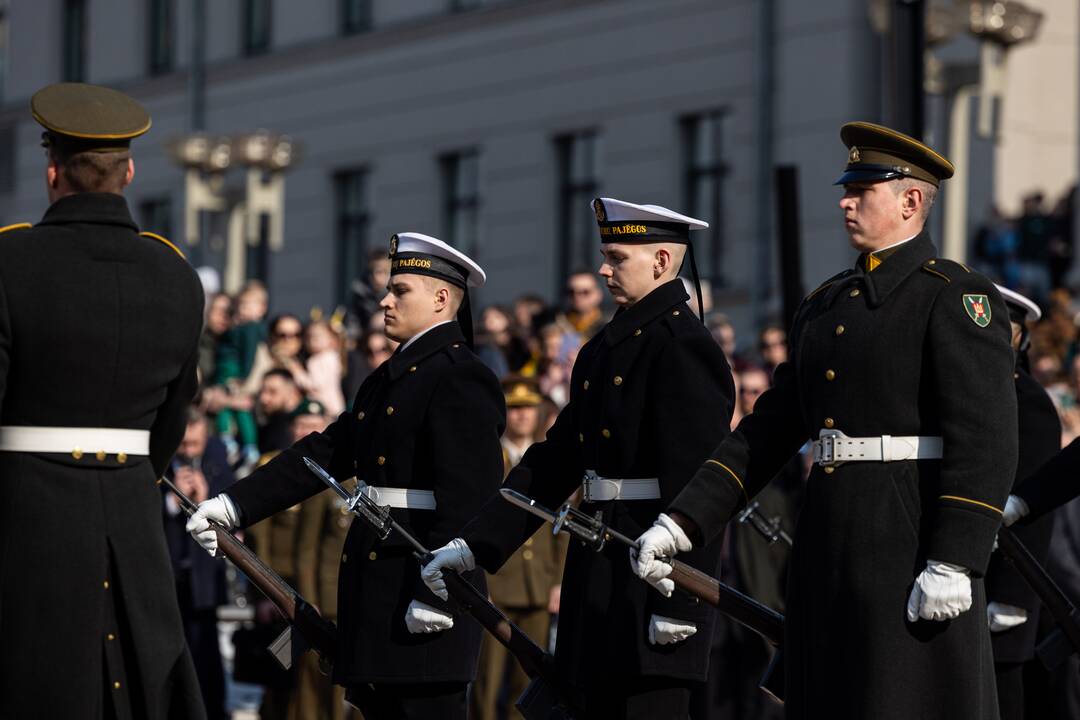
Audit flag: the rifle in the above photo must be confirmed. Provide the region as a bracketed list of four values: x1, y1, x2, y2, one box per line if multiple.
[997, 527, 1080, 671]
[301, 458, 578, 720]
[500, 488, 786, 703]
[159, 475, 337, 671]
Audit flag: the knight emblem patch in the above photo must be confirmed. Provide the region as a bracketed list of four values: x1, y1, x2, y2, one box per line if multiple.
[963, 294, 991, 327]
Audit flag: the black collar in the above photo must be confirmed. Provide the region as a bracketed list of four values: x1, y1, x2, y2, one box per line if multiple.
[37, 192, 138, 231]
[860, 230, 936, 307]
[386, 321, 466, 380]
[605, 279, 689, 346]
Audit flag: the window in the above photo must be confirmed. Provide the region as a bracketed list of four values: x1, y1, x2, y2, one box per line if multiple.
[139, 197, 173, 238]
[681, 111, 729, 285]
[555, 130, 600, 285]
[0, 0, 9, 102]
[440, 150, 480, 257]
[0, 124, 14, 194]
[335, 169, 371, 305]
[148, 0, 174, 75]
[242, 0, 272, 56]
[62, 0, 87, 82]
[341, 0, 372, 35]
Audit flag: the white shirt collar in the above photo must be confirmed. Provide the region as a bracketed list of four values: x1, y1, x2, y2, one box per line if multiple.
[398, 320, 454, 353]
[870, 232, 920, 256]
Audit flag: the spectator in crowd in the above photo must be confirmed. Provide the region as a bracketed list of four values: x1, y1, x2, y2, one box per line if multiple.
[343, 329, 397, 405]
[476, 305, 531, 377]
[973, 205, 1021, 289]
[304, 319, 346, 417]
[534, 322, 579, 408]
[214, 280, 270, 462]
[707, 313, 738, 369]
[162, 407, 234, 720]
[256, 369, 305, 454]
[472, 377, 568, 719]
[513, 293, 550, 337]
[557, 270, 607, 341]
[349, 248, 392, 333]
[757, 324, 788, 376]
[199, 292, 232, 386]
[1018, 192, 1053, 302]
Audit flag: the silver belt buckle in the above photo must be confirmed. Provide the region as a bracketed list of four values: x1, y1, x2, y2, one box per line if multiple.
[815, 429, 843, 468]
[583, 470, 599, 502]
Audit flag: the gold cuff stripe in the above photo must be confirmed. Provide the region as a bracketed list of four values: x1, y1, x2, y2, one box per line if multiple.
[0, 223, 31, 234]
[139, 231, 186, 259]
[705, 459, 749, 504]
[939, 495, 1004, 516]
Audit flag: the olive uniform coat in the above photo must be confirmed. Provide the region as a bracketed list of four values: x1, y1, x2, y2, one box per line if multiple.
[226, 321, 505, 686]
[464, 279, 735, 690]
[0, 193, 206, 719]
[671, 232, 1018, 720]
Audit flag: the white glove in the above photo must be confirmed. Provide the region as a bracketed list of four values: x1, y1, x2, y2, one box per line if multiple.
[184, 494, 241, 557]
[906, 559, 973, 622]
[1003, 495, 1030, 527]
[420, 539, 475, 601]
[987, 601, 1028, 632]
[630, 513, 693, 597]
[404, 599, 454, 634]
[648, 614, 698, 645]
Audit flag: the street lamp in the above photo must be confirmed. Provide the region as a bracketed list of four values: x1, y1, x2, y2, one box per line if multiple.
[967, 0, 1043, 138]
[167, 133, 232, 249]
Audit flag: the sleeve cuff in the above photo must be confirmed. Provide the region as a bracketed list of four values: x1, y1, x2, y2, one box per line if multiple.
[926, 501, 1004, 576]
[668, 461, 747, 547]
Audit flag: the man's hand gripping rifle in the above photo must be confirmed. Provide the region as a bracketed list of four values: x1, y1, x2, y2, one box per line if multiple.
[301, 458, 578, 720]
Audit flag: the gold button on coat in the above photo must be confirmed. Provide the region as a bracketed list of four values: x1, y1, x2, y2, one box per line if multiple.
[824, 417, 835, 428]
[342, 554, 348, 563]
[103, 580, 110, 589]
[377, 456, 386, 465]
[824, 466, 835, 474]
[825, 369, 836, 381]
[672, 310, 680, 316]
[357, 411, 365, 420]
[369, 551, 378, 561]
[835, 325, 845, 336]
[386, 406, 394, 415]
[113, 681, 121, 690]
[409, 366, 417, 373]
[601, 429, 611, 439]
[522, 549, 534, 560]
[578, 433, 584, 443]
[107, 633, 115, 641]
[634, 329, 642, 336]
[583, 381, 589, 390]
[96, 450, 106, 461]
[116, 452, 127, 464]
[72, 447, 83, 460]
[849, 288, 860, 298]
[613, 376, 623, 386]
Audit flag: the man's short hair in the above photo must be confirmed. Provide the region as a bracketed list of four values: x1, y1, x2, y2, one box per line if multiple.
[48, 144, 130, 194]
[893, 177, 937, 219]
[262, 367, 297, 385]
[185, 405, 208, 427]
[421, 275, 465, 313]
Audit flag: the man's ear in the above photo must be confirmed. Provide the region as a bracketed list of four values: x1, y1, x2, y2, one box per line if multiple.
[124, 157, 135, 188]
[434, 284, 451, 312]
[46, 157, 60, 190]
[902, 185, 922, 220]
[654, 247, 672, 279]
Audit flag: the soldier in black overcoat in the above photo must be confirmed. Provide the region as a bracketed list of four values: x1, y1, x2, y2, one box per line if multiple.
[421, 197, 735, 719]
[0, 84, 207, 718]
[188, 232, 505, 720]
[635, 123, 1018, 720]
[984, 286, 1060, 720]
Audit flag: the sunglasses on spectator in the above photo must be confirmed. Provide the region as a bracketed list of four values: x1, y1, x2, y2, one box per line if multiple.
[273, 330, 302, 339]
[567, 287, 595, 296]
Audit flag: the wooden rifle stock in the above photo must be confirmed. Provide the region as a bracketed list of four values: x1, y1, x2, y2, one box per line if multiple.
[667, 560, 784, 645]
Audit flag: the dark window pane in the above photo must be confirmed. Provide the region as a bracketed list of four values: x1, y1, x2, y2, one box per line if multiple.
[0, 0, 8, 103]
[139, 196, 173, 238]
[441, 149, 481, 257]
[342, 0, 372, 35]
[335, 169, 371, 305]
[148, 0, 174, 75]
[556, 130, 600, 286]
[243, 0, 272, 56]
[681, 111, 727, 285]
[62, 0, 86, 82]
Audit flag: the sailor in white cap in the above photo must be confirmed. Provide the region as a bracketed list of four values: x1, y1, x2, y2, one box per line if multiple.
[421, 198, 735, 717]
[187, 233, 505, 719]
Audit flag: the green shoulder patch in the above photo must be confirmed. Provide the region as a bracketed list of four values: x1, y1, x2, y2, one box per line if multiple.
[963, 294, 991, 327]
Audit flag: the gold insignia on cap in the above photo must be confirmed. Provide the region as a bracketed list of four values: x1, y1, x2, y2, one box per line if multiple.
[389, 234, 398, 257]
[593, 199, 606, 223]
[849, 146, 860, 163]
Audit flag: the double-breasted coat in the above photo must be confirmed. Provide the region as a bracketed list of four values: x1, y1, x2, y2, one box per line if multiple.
[226, 321, 505, 686]
[0, 193, 206, 718]
[464, 279, 735, 689]
[671, 232, 1018, 720]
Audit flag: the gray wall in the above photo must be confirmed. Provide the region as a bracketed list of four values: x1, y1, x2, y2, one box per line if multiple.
[0, 0, 880, 345]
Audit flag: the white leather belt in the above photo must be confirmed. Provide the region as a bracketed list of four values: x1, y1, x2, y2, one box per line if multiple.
[813, 428, 943, 468]
[0, 426, 150, 457]
[360, 484, 437, 510]
[582, 470, 661, 502]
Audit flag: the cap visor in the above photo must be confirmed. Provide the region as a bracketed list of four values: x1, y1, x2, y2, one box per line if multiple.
[833, 168, 904, 186]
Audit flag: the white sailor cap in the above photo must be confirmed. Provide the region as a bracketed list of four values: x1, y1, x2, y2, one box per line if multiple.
[388, 232, 486, 289]
[994, 284, 1041, 323]
[591, 197, 708, 243]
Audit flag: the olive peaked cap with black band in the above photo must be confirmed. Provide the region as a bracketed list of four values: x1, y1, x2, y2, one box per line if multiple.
[835, 121, 954, 187]
[31, 83, 151, 153]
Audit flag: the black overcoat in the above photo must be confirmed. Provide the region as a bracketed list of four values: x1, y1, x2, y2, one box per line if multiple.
[464, 280, 735, 688]
[0, 193, 206, 718]
[987, 369, 1059, 663]
[671, 233, 1018, 720]
[226, 321, 506, 685]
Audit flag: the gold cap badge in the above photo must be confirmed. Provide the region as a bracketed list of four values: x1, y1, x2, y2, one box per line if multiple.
[849, 146, 860, 163]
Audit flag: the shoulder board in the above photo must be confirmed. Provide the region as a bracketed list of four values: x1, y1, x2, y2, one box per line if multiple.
[139, 231, 186, 259]
[257, 451, 280, 467]
[920, 258, 968, 283]
[444, 340, 471, 363]
[805, 269, 854, 301]
[0, 223, 32, 234]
